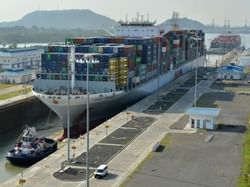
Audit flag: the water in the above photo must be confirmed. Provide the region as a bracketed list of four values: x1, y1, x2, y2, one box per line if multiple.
[0, 113, 61, 183]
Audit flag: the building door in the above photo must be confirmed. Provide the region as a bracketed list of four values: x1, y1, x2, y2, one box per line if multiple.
[203, 120, 206, 129]
[197, 119, 200, 128]
[191, 118, 195, 128]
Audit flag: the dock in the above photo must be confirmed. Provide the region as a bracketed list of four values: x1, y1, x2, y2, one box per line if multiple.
[1, 67, 217, 187]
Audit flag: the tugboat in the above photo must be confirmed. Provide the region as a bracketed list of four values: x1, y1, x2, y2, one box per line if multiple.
[6, 126, 57, 166]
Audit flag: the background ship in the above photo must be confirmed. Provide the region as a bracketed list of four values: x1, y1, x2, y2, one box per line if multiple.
[209, 33, 241, 54]
[32, 15, 205, 138]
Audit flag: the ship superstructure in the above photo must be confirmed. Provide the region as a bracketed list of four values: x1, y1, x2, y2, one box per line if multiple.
[114, 13, 160, 37]
[32, 17, 205, 138]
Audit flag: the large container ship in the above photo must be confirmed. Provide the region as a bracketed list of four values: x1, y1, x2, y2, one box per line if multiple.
[209, 34, 241, 54]
[32, 17, 205, 138]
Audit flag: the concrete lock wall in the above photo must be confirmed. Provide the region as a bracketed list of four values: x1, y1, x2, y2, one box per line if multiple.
[0, 97, 50, 134]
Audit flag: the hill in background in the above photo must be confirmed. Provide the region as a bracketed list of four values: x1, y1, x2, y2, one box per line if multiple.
[0, 9, 117, 29]
[160, 17, 205, 31]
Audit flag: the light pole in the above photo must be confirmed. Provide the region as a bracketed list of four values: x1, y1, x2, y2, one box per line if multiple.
[66, 45, 75, 162]
[76, 55, 99, 187]
[193, 36, 202, 107]
[157, 38, 161, 100]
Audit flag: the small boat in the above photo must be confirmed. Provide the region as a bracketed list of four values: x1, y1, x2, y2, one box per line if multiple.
[6, 126, 57, 166]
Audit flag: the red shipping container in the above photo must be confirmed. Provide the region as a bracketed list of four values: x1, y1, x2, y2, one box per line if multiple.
[128, 60, 135, 71]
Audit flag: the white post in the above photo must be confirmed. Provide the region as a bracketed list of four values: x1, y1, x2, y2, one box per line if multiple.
[75, 54, 99, 186]
[86, 59, 90, 187]
[70, 46, 75, 90]
[194, 37, 201, 107]
[194, 42, 198, 107]
[67, 55, 71, 162]
[157, 40, 160, 99]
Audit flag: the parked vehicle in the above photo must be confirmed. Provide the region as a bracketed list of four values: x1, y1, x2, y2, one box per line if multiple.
[94, 164, 108, 178]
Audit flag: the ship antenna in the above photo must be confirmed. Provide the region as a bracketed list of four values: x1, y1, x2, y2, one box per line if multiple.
[141, 15, 144, 23]
[136, 12, 140, 23]
[126, 14, 128, 23]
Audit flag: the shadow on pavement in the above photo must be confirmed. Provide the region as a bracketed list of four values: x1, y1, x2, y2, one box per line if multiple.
[100, 173, 118, 180]
[214, 124, 247, 134]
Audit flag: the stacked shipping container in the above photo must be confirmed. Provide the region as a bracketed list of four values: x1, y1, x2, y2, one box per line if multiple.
[39, 30, 205, 89]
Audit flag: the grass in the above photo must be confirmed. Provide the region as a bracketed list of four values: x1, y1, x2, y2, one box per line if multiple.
[196, 93, 218, 108]
[224, 87, 250, 92]
[0, 83, 16, 89]
[120, 134, 171, 187]
[238, 114, 250, 187]
[244, 68, 250, 74]
[0, 88, 31, 100]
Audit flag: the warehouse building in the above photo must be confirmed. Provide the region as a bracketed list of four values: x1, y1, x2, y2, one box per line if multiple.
[0, 48, 43, 83]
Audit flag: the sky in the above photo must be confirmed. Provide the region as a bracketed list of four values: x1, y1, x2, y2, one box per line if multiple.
[0, 0, 250, 26]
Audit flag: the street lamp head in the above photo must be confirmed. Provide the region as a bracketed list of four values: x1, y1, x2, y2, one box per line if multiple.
[76, 56, 100, 64]
[191, 36, 202, 41]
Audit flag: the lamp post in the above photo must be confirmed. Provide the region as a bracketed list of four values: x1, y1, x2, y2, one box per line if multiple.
[157, 38, 161, 100]
[66, 45, 75, 162]
[76, 54, 99, 187]
[193, 36, 202, 107]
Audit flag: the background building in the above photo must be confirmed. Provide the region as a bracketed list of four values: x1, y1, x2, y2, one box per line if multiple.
[217, 64, 244, 80]
[0, 48, 44, 83]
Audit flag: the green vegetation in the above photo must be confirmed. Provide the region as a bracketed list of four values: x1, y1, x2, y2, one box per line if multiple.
[196, 93, 218, 108]
[120, 134, 171, 187]
[0, 83, 16, 89]
[224, 87, 250, 92]
[244, 67, 250, 74]
[0, 26, 108, 44]
[238, 114, 250, 187]
[0, 88, 31, 100]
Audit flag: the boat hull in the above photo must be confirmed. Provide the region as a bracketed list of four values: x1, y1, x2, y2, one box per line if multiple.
[6, 138, 57, 166]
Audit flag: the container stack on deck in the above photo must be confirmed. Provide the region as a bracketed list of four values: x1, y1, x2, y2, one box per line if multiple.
[38, 30, 205, 90]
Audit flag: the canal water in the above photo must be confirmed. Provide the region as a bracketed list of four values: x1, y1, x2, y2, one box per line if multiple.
[0, 33, 249, 184]
[0, 113, 61, 183]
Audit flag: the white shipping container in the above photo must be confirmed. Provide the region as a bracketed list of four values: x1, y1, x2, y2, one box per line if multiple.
[173, 39, 180, 45]
[132, 76, 140, 84]
[113, 47, 118, 53]
[128, 71, 135, 78]
[98, 47, 103, 53]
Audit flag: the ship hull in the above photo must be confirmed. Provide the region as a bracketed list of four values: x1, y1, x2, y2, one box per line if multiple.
[32, 57, 205, 133]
